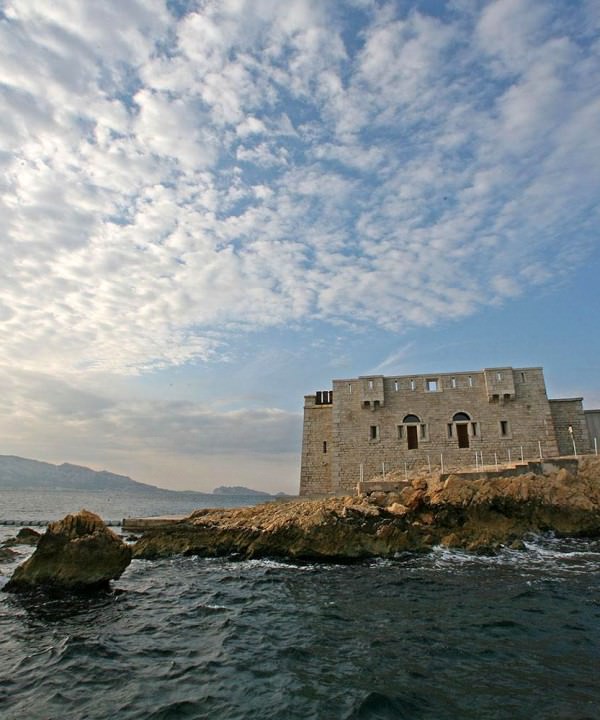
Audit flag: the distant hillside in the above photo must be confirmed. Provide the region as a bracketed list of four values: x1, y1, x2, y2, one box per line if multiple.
[212, 485, 272, 496]
[0, 455, 161, 493]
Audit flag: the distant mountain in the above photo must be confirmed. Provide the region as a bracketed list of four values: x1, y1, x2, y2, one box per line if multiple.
[212, 485, 272, 496]
[0, 455, 161, 493]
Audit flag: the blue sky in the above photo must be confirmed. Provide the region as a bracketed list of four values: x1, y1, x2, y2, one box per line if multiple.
[1, 0, 598, 492]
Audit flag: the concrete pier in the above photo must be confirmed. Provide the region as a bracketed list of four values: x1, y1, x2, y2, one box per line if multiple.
[122, 515, 187, 532]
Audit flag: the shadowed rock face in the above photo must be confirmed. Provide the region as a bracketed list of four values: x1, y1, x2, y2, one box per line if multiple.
[4, 510, 132, 592]
[133, 458, 600, 561]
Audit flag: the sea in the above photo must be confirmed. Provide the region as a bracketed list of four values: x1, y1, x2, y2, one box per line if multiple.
[1, 488, 599, 720]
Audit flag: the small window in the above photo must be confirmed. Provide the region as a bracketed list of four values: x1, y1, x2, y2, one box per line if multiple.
[362, 400, 370, 409]
[420, 424, 427, 439]
[323, 441, 327, 453]
[368, 380, 374, 390]
[496, 372, 502, 381]
[410, 379, 416, 391]
[471, 422, 478, 436]
[521, 372, 526, 382]
[468, 376, 473, 387]
[373, 400, 380, 409]
[451, 377, 456, 389]
[500, 420, 509, 437]
[348, 383, 352, 393]
[394, 380, 399, 392]
[426, 379, 438, 392]
[492, 394, 500, 402]
[397, 425, 404, 439]
[447, 423, 453, 438]
[370, 425, 379, 440]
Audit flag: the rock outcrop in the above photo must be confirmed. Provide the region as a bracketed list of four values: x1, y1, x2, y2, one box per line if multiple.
[4, 510, 132, 592]
[3, 527, 41, 547]
[133, 457, 600, 561]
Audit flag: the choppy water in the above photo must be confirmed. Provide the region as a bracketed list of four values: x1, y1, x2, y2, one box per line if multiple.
[1, 492, 600, 719]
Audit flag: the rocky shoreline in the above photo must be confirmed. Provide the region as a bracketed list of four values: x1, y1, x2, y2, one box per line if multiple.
[133, 456, 600, 561]
[3, 457, 600, 591]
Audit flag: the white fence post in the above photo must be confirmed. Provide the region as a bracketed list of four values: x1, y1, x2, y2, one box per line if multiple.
[538, 440, 543, 460]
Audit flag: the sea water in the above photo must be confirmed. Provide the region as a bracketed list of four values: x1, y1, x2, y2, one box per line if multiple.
[1, 489, 599, 720]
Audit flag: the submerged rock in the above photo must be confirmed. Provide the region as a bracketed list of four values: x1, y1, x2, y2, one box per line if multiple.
[133, 457, 600, 561]
[3, 527, 42, 547]
[0, 547, 19, 562]
[4, 510, 132, 592]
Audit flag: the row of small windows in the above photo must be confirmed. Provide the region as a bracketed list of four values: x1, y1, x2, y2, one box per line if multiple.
[356, 372, 528, 394]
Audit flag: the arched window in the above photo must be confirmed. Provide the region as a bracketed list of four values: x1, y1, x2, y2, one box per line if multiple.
[403, 414, 421, 423]
[452, 412, 470, 422]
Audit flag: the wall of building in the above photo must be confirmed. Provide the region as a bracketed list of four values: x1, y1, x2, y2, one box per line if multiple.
[327, 367, 558, 493]
[299, 394, 333, 495]
[585, 410, 600, 452]
[549, 399, 590, 455]
[299, 366, 579, 496]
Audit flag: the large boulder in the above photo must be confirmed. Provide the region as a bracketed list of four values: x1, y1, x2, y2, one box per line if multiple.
[4, 510, 132, 592]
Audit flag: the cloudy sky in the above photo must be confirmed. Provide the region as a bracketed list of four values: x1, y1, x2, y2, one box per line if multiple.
[1, 0, 599, 493]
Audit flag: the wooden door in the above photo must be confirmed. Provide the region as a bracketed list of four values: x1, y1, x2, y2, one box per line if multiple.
[457, 423, 469, 448]
[407, 425, 418, 450]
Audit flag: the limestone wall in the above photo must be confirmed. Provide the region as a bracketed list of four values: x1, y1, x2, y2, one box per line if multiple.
[327, 367, 559, 493]
[549, 398, 590, 455]
[585, 410, 600, 452]
[299, 395, 333, 495]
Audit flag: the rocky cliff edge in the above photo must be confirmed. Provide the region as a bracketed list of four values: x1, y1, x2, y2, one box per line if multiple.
[133, 457, 600, 560]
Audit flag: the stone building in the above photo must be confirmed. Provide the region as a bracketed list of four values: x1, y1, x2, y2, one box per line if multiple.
[300, 366, 591, 496]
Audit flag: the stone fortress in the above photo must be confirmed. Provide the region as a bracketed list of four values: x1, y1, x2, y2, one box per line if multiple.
[300, 366, 599, 496]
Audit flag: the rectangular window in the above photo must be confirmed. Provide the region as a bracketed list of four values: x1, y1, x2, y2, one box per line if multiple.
[468, 376, 473, 387]
[368, 379, 374, 390]
[426, 378, 438, 392]
[420, 424, 427, 439]
[397, 425, 404, 439]
[447, 423, 453, 438]
[521, 372, 526, 382]
[394, 380, 399, 391]
[373, 400, 380, 409]
[370, 425, 379, 440]
[323, 441, 327, 453]
[500, 420, 509, 437]
[348, 383, 352, 393]
[451, 377, 456, 389]
[471, 422, 478, 436]
[496, 372, 503, 381]
[410, 379, 416, 391]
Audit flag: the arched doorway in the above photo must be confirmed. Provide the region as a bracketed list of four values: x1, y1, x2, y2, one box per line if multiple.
[403, 414, 421, 450]
[452, 412, 471, 449]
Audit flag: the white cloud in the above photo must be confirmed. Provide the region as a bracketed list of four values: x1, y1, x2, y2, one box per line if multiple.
[0, 0, 597, 380]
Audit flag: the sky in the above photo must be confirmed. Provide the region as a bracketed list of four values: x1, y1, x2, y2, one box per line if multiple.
[1, 0, 599, 493]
